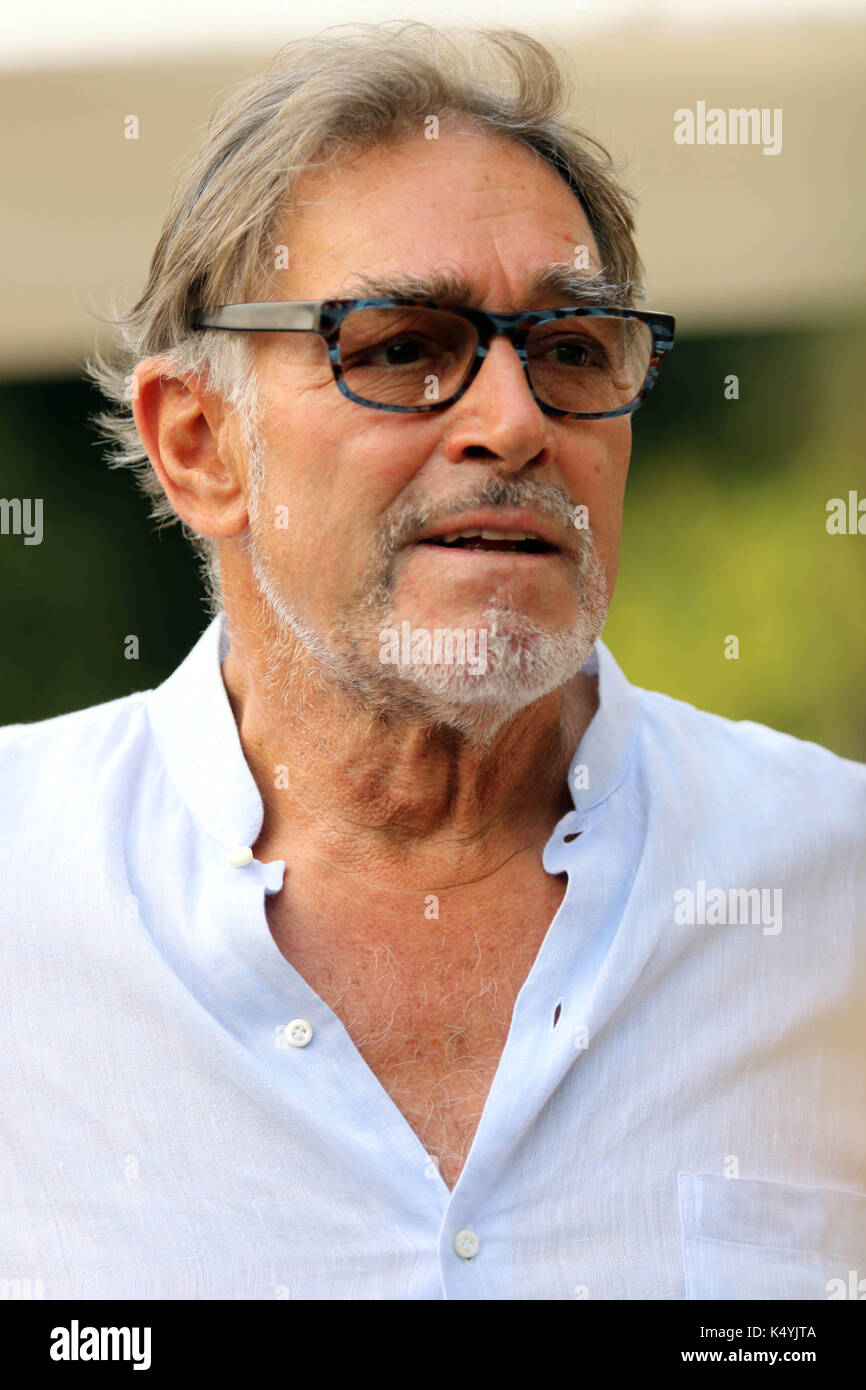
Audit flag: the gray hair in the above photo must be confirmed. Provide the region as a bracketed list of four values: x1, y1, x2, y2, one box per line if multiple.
[84, 21, 645, 618]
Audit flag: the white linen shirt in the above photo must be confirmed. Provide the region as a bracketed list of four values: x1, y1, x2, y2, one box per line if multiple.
[1, 612, 865, 1301]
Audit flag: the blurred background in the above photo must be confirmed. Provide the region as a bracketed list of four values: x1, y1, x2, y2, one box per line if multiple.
[1, 0, 865, 757]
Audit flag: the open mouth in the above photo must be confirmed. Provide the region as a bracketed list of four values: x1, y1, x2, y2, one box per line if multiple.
[420, 529, 556, 555]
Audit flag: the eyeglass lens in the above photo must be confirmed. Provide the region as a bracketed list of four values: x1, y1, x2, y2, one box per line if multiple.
[337, 306, 653, 412]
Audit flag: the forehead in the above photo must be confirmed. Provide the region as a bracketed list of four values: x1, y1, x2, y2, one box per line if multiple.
[277, 126, 604, 308]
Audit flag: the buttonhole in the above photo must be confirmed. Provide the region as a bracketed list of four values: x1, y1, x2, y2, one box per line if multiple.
[563, 832, 581, 843]
[553, 1001, 562, 1028]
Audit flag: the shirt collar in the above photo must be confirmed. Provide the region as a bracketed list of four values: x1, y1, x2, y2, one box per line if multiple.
[147, 612, 264, 852]
[566, 635, 642, 814]
[147, 612, 642, 851]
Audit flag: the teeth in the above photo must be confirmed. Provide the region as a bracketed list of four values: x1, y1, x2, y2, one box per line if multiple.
[437, 529, 533, 544]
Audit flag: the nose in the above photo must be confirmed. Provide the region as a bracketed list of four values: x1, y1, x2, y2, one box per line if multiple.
[441, 334, 550, 472]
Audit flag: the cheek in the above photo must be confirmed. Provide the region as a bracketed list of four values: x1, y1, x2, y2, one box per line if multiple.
[569, 420, 630, 533]
[255, 411, 426, 602]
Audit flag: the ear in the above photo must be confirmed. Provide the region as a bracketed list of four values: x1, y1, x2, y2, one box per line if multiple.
[130, 357, 251, 539]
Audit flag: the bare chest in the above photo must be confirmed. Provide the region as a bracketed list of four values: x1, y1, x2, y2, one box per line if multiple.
[265, 873, 566, 1190]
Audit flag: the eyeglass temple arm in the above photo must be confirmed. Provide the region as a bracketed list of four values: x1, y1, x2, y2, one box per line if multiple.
[190, 303, 323, 331]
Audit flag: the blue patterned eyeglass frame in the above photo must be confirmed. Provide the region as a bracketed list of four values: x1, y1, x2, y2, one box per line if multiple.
[189, 297, 676, 420]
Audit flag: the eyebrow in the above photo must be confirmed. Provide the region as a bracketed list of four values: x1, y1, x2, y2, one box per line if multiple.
[338, 263, 625, 310]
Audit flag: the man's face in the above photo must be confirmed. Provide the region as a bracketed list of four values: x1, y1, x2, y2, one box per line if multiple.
[242, 125, 632, 727]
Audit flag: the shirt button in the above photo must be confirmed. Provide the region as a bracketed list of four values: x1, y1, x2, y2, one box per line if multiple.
[453, 1228, 480, 1259]
[286, 1019, 314, 1047]
[226, 846, 253, 867]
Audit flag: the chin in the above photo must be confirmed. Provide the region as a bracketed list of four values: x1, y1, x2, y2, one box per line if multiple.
[380, 599, 606, 741]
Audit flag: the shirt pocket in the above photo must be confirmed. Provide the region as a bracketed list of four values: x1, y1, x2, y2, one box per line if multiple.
[678, 1172, 866, 1300]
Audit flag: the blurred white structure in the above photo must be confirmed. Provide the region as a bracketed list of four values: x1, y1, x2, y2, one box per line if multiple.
[1, 3, 865, 377]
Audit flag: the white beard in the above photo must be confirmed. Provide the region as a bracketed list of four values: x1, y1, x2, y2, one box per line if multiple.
[243, 476, 609, 748]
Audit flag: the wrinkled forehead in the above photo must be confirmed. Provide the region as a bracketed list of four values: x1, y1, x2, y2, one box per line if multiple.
[271, 128, 608, 309]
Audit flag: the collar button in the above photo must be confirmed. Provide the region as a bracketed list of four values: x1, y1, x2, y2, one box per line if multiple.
[226, 845, 254, 867]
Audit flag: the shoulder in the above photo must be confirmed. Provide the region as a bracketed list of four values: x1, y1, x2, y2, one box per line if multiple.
[635, 684, 866, 818]
[0, 689, 154, 814]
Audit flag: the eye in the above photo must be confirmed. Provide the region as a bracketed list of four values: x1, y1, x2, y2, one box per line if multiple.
[540, 336, 608, 369]
[352, 335, 440, 367]
[379, 337, 427, 365]
[553, 341, 590, 367]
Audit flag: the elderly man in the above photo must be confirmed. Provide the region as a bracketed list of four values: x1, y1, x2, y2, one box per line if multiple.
[1, 23, 864, 1302]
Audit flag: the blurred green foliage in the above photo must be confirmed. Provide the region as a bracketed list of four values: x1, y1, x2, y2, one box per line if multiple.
[0, 378, 206, 722]
[605, 320, 866, 760]
[0, 321, 864, 759]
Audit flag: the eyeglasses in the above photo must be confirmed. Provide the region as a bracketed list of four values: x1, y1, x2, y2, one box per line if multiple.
[189, 298, 675, 419]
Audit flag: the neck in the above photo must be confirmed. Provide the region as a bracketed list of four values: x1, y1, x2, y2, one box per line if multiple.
[220, 606, 598, 895]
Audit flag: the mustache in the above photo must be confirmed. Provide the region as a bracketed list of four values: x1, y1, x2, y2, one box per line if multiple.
[377, 475, 581, 556]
